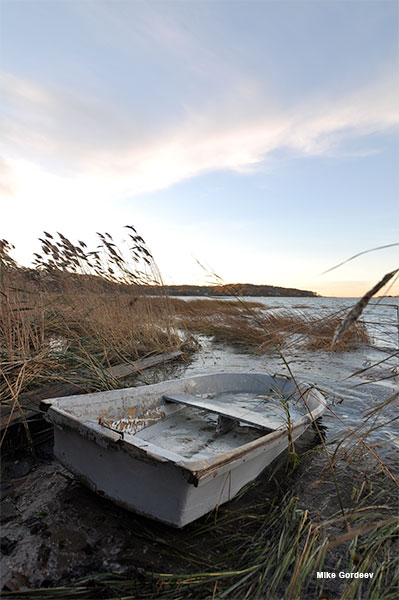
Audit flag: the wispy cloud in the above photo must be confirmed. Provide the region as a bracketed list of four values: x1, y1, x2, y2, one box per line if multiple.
[0, 156, 15, 196]
[1, 71, 398, 201]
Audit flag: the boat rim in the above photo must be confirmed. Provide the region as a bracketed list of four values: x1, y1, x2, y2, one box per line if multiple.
[43, 372, 327, 484]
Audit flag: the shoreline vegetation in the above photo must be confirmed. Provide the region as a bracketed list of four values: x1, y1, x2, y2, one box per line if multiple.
[1, 230, 398, 599]
[141, 283, 319, 297]
[0, 232, 368, 412]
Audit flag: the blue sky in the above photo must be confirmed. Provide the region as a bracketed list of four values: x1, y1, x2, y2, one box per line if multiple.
[1, 0, 398, 296]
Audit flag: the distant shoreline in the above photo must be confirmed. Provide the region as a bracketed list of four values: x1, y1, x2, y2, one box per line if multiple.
[142, 284, 319, 298]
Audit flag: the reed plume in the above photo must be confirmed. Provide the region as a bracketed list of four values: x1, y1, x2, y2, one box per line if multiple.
[331, 269, 398, 349]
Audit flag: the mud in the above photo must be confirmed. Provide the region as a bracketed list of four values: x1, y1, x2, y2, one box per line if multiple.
[0, 428, 330, 590]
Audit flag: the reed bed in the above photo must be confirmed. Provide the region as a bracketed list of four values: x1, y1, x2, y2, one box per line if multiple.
[1, 234, 396, 600]
[170, 298, 370, 352]
[0, 232, 371, 448]
[0, 232, 187, 439]
[1, 234, 369, 417]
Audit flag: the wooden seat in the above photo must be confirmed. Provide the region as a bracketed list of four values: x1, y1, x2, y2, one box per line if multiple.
[163, 392, 284, 431]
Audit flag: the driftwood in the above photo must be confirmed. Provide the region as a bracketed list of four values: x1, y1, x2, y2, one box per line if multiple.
[0, 351, 184, 431]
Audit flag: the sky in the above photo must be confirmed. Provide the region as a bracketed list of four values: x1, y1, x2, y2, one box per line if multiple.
[1, 0, 398, 297]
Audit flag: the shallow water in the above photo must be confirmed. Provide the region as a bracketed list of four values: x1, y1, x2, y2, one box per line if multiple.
[160, 296, 399, 462]
[131, 389, 307, 461]
[134, 404, 264, 460]
[203, 390, 306, 424]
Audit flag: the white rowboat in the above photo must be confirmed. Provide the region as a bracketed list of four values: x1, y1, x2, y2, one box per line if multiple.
[42, 372, 326, 527]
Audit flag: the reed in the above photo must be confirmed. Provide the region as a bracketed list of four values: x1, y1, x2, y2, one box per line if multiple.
[0, 233, 371, 446]
[2, 474, 397, 599]
[172, 300, 370, 352]
[0, 230, 188, 443]
[1, 237, 396, 600]
[331, 269, 398, 349]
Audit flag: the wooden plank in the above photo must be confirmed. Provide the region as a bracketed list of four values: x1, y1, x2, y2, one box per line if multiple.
[0, 383, 89, 431]
[107, 351, 183, 379]
[1, 351, 184, 431]
[163, 392, 281, 430]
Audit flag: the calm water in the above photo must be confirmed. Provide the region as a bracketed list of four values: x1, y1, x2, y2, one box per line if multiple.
[164, 296, 399, 463]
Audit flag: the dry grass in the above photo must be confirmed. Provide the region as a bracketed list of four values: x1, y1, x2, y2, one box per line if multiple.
[0, 232, 370, 411]
[2, 471, 397, 600]
[170, 298, 370, 352]
[0, 233, 187, 411]
[0, 238, 396, 600]
[0, 289, 368, 409]
[331, 268, 398, 348]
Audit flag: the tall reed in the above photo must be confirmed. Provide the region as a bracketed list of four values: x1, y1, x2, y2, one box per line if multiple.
[0, 229, 187, 438]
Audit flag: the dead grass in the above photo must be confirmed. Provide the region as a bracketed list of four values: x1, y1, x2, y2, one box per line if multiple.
[2, 468, 396, 600]
[0, 239, 396, 600]
[0, 233, 187, 411]
[0, 232, 370, 427]
[170, 299, 370, 352]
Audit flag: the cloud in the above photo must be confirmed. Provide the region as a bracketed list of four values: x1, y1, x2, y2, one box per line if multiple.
[1, 71, 398, 202]
[0, 156, 16, 196]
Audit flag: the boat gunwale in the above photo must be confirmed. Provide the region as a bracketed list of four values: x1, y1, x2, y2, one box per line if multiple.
[43, 373, 327, 484]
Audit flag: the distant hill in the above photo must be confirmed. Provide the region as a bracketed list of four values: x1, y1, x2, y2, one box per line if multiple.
[143, 284, 319, 297]
[9, 265, 318, 297]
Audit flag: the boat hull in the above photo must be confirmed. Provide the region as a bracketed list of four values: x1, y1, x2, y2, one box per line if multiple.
[44, 372, 326, 527]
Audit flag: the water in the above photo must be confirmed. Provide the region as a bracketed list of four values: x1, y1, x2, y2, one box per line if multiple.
[113, 389, 307, 461]
[203, 390, 307, 426]
[171, 296, 399, 464]
[134, 404, 264, 460]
